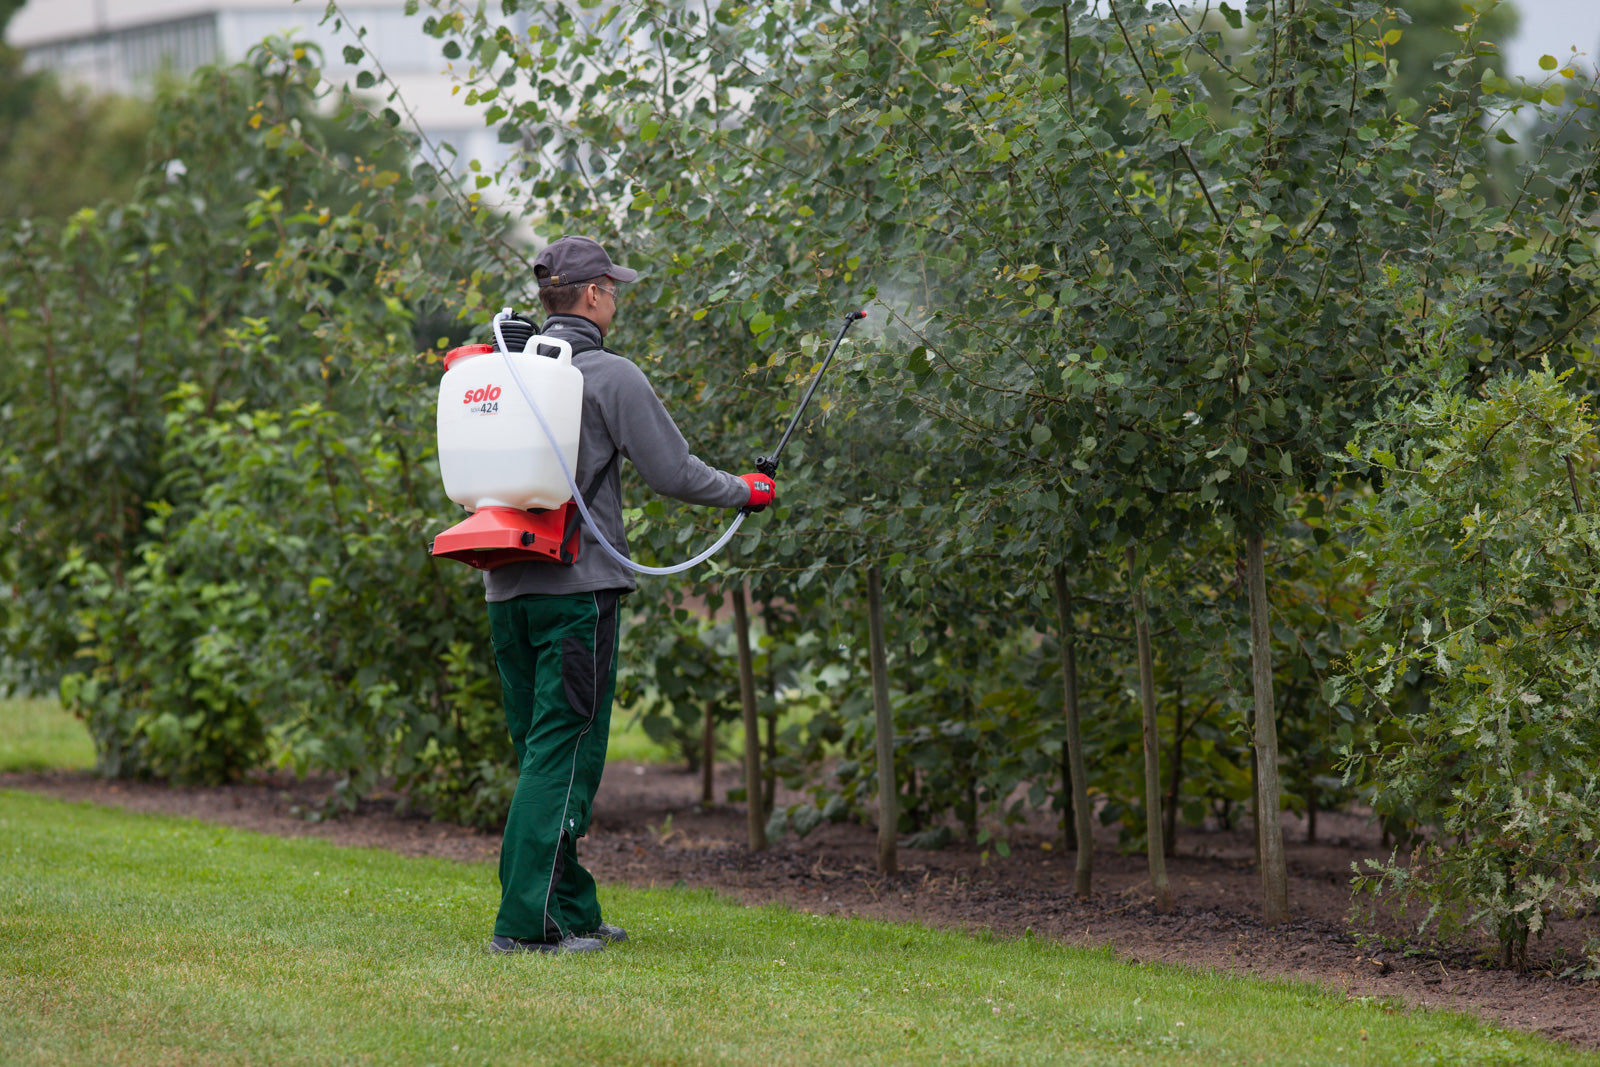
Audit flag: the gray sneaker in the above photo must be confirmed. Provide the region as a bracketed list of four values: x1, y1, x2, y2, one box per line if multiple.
[488, 933, 607, 955]
[589, 923, 628, 944]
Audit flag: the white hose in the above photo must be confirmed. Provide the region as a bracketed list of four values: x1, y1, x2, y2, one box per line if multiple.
[495, 312, 747, 576]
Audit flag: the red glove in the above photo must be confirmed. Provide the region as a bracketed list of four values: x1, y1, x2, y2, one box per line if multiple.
[740, 472, 776, 512]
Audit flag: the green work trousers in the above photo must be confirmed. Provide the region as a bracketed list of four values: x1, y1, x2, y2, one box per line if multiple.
[487, 590, 620, 941]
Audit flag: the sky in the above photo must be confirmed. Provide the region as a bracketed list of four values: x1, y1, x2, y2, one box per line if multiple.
[1503, 0, 1600, 80]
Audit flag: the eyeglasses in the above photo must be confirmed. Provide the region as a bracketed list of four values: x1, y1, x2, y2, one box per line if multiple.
[594, 283, 618, 300]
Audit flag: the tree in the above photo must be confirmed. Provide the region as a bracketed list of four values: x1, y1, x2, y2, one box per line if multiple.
[1390, 0, 1518, 106]
[810, 0, 1600, 920]
[0, 38, 534, 825]
[0, 2, 152, 220]
[12, 0, 1598, 960]
[347, 0, 1600, 904]
[1338, 352, 1600, 972]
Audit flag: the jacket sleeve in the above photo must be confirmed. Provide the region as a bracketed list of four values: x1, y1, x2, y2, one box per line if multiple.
[600, 358, 750, 508]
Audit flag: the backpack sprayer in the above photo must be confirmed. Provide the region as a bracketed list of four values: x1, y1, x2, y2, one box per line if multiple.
[430, 308, 867, 572]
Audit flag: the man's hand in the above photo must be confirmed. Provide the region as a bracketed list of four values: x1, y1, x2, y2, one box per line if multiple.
[740, 472, 776, 513]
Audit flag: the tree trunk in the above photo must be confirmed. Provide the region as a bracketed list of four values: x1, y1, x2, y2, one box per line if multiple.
[762, 603, 780, 814]
[1247, 712, 1261, 867]
[732, 582, 766, 851]
[963, 772, 978, 840]
[1061, 750, 1076, 852]
[867, 566, 898, 876]
[1246, 530, 1290, 924]
[701, 592, 719, 808]
[763, 707, 777, 813]
[700, 698, 716, 808]
[1053, 564, 1093, 898]
[1127, 546, 1172, 911]
[1165, 675, 1183, 859]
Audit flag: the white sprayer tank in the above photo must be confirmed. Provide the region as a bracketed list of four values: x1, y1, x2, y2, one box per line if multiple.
[436, 335, 583, 511]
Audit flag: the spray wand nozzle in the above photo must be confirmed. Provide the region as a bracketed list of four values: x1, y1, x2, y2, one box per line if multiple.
[753, 309, 867, 481]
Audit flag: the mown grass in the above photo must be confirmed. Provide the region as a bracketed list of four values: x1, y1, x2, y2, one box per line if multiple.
[605, 707, 679, 764]
[0, 693, 763, 776]
[608, 704, 818, 771]
[1, 792, 1580, 1066]
[0, 694, 680, 771]
[0, 696, 94, 773]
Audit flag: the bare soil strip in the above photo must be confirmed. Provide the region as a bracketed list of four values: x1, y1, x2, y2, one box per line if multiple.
[6, 763, 1598, 1048]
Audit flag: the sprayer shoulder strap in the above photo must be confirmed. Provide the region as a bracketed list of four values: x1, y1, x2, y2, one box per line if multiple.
[580, 451, 619, 504]
[558, 436, 618, 556]
[564, 341, 622, 504]
[559, 341, 621, 544]
[556, 450, 616, 562]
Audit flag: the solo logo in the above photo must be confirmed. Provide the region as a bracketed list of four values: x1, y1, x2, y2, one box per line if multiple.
[463, 385, 502, 404]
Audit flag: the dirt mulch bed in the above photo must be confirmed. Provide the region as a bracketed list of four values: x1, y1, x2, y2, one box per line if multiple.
[6, 762, 1600, 1049]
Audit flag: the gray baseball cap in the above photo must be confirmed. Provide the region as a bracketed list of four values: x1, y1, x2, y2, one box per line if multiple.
[533, 235, 640, 288]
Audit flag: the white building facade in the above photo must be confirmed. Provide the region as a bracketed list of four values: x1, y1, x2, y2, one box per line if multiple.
[7, 0, 509, 170]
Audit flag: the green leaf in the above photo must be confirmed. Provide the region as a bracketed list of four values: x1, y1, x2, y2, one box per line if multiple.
[764, 807, 788, 842]
[902, 826, 951, 850]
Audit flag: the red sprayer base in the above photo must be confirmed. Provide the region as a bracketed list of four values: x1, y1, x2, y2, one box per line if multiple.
[430, 505, 581, 570]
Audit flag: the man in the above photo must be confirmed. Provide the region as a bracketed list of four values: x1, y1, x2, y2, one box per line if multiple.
[486, 235, 774, 955]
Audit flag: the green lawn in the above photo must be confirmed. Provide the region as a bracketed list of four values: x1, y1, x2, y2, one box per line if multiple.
[1, 792, 1580, 1066]
[605, 706, 679, 763]
[0, 694, 681, 772]
[0, 696, 94, 773]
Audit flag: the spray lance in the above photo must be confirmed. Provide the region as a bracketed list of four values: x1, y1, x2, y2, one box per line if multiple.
[430, 309, 867, 573]
[753, 309, 867, 483]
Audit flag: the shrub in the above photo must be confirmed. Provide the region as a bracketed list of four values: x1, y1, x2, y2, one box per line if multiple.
[1338, 363, 1600, 969]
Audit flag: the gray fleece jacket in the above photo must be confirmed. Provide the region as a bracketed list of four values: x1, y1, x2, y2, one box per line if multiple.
[482, 314, 749, 600]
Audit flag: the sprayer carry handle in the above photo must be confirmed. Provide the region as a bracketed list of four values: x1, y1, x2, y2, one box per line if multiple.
[523, 335, 574, 364]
